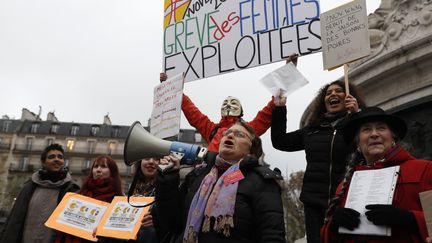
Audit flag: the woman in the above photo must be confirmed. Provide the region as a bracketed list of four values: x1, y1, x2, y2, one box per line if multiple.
[55, 155, 123, 243]
[271, 80, 366, 243]
[133, 158, 162, 243]
[155, 121, 286, 243]
[322, 107, 432, 243]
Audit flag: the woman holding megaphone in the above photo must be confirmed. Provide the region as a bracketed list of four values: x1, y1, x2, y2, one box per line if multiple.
[155, 121, 286, 243]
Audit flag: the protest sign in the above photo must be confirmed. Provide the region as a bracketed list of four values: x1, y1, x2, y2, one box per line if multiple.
[163, 0, 321, 82]
[420, 190, 432, 238]
[45, 193, 110, 241]
[150, 73, 184, 139]
[320, 0, 370, 70]
[46, 193, 154, 241]
[97, 196, 154, 240]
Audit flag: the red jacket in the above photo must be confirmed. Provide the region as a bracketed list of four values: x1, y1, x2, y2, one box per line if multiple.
[321, 146, 432, 243]
[182, 94, 274, 152]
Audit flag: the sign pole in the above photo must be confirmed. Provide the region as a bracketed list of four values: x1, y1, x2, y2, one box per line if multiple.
[344, 64, 350, 96]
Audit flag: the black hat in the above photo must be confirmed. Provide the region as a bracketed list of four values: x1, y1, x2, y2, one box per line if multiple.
[342, 107, 407, 144]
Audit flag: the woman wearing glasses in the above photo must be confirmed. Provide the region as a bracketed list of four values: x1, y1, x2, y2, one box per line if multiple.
[155, 121, 286, 243]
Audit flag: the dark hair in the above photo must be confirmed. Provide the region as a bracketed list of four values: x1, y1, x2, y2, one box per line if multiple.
[305, 80, 366, 125]
[41, 143, 64, 161]
[325, 150, 365, 222]
[81, 156, 123, 196]
[235, 121, 263, 158]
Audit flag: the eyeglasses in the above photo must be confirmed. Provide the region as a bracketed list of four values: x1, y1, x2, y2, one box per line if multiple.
[47, 154, 64, 160]
[222, 129, 252, 140]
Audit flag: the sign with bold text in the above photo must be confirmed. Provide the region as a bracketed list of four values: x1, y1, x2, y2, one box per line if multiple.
[163, 0, 321, 82]
[320, 0, 370, 70]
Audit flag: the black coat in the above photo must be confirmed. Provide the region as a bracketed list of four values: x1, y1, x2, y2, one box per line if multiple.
[0, 178, 80, 243]
[271, 106, 349, 208]
[155, 153, 286, 243]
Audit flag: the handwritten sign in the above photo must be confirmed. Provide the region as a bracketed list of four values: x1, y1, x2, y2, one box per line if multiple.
[320, 0, 370, 70]
[150, 73, 184, 139]
[163, 0, 321, 82]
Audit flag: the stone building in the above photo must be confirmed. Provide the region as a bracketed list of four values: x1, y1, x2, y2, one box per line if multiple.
[0, 108, 204, 224]
[348, 0, 432, 160]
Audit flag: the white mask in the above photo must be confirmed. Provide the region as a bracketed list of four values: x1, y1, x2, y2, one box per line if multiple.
[221, 96, 242, 117]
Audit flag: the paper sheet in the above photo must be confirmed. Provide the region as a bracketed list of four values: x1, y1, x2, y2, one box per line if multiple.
[339, 166, 400, 236]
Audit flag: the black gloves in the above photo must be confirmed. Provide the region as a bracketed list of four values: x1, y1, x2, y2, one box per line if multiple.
[330, 207, 360, 232]
[365, 204, 418, 232]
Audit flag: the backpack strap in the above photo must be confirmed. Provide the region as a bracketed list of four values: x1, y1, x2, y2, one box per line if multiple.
[208, 126, 220, 141]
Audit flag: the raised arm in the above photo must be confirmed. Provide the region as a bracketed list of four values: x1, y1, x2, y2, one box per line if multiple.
[247, 98, 275, 136]
[181, 94, 217, 143]
[271, 106, 305, 151]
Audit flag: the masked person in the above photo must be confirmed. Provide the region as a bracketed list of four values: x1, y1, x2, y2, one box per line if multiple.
[161, 72, 273, 152]
[1, 144, 79, 243]
[322, 107, 432, 243]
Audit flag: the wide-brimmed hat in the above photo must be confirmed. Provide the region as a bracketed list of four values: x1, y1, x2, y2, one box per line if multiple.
[342, 107, 407, 144]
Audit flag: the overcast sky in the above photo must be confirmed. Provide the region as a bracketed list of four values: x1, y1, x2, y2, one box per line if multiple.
[0, 0, 381, 175]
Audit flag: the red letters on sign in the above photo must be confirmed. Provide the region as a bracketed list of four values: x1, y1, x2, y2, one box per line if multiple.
[210, 12, 240, 41]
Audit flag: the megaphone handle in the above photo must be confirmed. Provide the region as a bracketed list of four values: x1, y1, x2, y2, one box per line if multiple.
[158, 162, 174, 172]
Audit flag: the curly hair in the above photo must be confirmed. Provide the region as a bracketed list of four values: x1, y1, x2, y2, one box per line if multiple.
[304, 80, 366, 126]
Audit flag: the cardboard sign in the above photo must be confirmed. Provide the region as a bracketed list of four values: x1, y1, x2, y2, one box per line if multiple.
[150, 73, 184, 139]
[163, 0, 322, 82]
[320, 0, 370, 70]
[420, 190, 432, 238]
[46, 193, 154, 241]
[97, 196, 154, 240]
[45, 193, 110, 241]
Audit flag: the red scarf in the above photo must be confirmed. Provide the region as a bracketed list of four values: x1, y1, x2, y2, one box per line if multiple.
[80, 177, 116, 202]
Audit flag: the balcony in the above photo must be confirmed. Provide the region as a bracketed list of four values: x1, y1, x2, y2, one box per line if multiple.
[8, 163, 34, 173]
[0, 143, 10, 150]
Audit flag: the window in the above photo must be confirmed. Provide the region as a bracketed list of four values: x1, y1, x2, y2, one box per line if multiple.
[195, 133, 202, 142]
[112, 127, 120, 137]
[64, 159, 70, 168]
[91, 126, 100, 136]
[26, 137, 33, 150]
[71, 125, 79, 136]
[88, 140, 95, 154]
[31, 122, 40, 133]
[126, 166, 132, 176]
[66, 139, 75, 151]
[83, 159, 91, 170]
[2, 121, 11, 132]
[20, 157, 29, 171]
[46, 138, 54, 146]
[108, 141, 116, 155]
[51, 124, 59, 134]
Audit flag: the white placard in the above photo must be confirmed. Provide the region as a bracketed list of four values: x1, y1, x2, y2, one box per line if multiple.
[260, 62, 309, 96]
[56, 197, 108, 232]
[101, 201, 144, 232]
[150, 73, 184, 139]
[163, 0, 322, 82]
[340, 166, 400, 236]
[320, 0, 370, 70]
